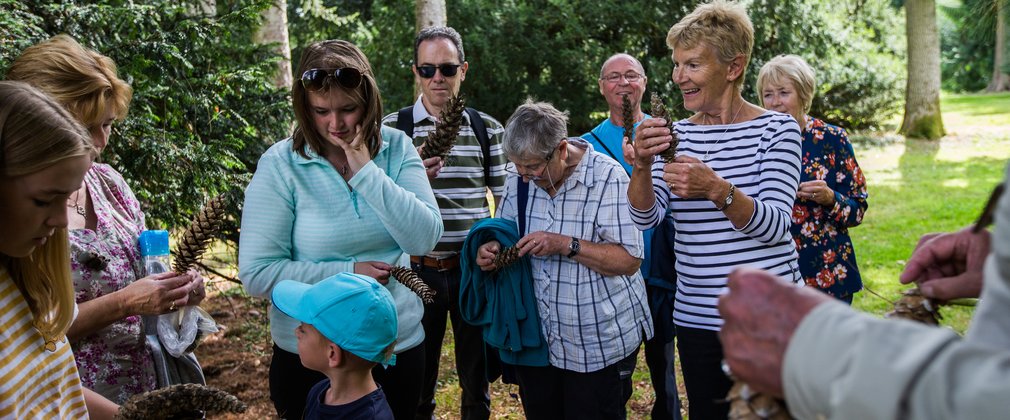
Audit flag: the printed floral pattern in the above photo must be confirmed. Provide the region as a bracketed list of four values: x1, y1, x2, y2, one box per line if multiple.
[791, 118, 868, 299]
[69, 164, 156, 404]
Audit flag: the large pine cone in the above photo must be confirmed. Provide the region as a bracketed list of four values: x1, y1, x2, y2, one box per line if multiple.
[172, 195, 228, 274]
[886, 288, 941, 325]
[622, 94, 635, 144]
[492, 246, 522, 270]
[420, 93, 466, 161]
[649, 92, 679, 163]
[727, 382, 792, 420]
[116, 383, 246, 420]
[390, 265, 435, 304]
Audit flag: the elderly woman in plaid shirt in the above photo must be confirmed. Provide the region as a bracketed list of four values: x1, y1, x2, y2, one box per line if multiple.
[475, 99, 653, 420]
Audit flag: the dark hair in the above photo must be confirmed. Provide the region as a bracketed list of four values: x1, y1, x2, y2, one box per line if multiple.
[414, 26, 465, 64]
[291, 40, 382, 159]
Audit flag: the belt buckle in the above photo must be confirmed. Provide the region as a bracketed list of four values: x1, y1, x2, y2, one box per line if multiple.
[435, 257, 451, 272]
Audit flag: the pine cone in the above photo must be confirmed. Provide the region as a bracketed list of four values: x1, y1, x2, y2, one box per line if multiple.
[172, 195, 228, 274]
[649, 92, 679, 163]
[621, 94, 635, 144]
[116, 383, 246, 420]
[727, 382, 791, 420]
[492, 246, 522, 270]
[390, 266, 435, 304]
[420, 93, 466, 161]
[886, 288, 941, 325]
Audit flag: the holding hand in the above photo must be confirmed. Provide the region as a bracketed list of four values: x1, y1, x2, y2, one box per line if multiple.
[185, 269, 207, 306]
[123, 272, 198, 314]
[355, 261, 392, 284]
[663, 155, 724, 200]
[418, 149, 445, 179]
[477, 241, 502, 272]
[798, 180, 835, 206]
[631, 117, 674, 169]
[516, 231, 569, 258]
[718, 268, 832, 397]
[899, 227, 991, 300]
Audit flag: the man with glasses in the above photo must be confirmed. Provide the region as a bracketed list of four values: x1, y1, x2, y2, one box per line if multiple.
[381, 25, 506, 420]
[582, 53, 682, 420]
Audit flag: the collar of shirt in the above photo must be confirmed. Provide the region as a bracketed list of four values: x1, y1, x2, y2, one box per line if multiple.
[412, 94, 473, 126]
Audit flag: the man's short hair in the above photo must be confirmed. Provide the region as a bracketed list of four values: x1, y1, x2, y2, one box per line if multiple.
[414, 26, 465, 64]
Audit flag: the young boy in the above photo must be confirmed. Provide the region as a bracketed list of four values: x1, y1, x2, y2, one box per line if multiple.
[271, 273, 398, 420]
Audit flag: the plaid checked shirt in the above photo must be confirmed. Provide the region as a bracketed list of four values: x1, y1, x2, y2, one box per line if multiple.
[497, 138, 653, 372]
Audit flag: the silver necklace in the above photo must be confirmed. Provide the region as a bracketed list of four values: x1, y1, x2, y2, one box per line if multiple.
[702, 101, 745, 161]
[67, 188, 86, 216]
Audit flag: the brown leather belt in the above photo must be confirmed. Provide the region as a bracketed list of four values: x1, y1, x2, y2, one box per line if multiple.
[410, 255, 460, 272]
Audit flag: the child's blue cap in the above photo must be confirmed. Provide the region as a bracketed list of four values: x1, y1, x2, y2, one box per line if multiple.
[272, 273, 397, 366]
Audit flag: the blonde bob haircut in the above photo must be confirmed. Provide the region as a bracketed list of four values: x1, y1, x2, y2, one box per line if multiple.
[0, 81, 94, 346]
[666, 0, 754, 90]
[291, 40, 383, 160]
[6, 34, 133, 131]
[757, 54, 817, 116]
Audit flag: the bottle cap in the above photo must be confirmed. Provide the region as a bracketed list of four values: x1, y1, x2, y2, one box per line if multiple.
[138, 230, 170, 256]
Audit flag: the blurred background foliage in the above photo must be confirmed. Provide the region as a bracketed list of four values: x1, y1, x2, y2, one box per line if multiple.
[0, 0, 997, 240]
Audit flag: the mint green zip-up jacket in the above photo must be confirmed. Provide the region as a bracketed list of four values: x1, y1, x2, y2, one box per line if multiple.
[239, 125, 442, 354]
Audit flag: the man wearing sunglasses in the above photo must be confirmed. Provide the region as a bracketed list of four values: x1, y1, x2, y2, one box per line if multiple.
[381, 26, 506, 420]
[581, 53, 682, 420]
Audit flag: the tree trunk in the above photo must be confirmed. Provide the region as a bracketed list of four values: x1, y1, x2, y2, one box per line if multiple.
[415, 0, 446, 32]
[988, 0, 1010, 92]
[900, 0, 946, 140]
[255, 0, 293, 90]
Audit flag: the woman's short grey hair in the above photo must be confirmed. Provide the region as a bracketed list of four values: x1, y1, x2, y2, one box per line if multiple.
[503, 99, 569, 161]
[757, 54, 816, 115]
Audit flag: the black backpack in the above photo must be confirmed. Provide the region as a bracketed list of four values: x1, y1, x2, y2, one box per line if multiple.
[396, 106, 493, 184]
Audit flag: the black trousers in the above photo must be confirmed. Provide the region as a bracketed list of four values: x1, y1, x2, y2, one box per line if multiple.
[269, 342, 426, 420]
[676, 326, 732, 420]
[644, 335, 682, 420]
[513, 347, 639, 420]
[412, 264, 490, 420]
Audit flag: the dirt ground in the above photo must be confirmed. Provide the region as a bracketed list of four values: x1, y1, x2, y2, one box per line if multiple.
[197, 279, 685, 419]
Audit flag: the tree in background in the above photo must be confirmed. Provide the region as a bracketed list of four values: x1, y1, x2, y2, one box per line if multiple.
[939, 0, 1008, 92]
[989, 0, 1009, 91]
[416, 0, 446, 31]
[257, 0, 294, 89]
[901, 0, 946, 139]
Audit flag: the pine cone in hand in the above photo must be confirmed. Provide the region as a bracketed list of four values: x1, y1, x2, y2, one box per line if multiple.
[727, 382, 791, 420]
[116, 383, 246, 420]
[420, 93, 466, 161]
[886, 288, 941, 325]
[172, 195, 228, 274]
[649, 92, 679, 163]
[621, 94, 635, 144]
[492, 246, 522, 270]
[390, 266, 435, 304]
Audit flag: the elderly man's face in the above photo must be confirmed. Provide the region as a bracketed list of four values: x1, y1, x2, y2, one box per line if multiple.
[414, 38, 468, 115]
[598, 56, 647, 117]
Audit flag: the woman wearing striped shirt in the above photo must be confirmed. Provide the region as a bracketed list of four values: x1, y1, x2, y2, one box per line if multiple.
[0, 81, 118, 418]
[628, 2, 802, 418]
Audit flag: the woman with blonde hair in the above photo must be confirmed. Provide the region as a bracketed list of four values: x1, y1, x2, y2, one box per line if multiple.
[239, 39, 442, 419]
[629, 1, 803, 417]
[0, 80, 118, 418]
[7, 35, 204, 403]
[757, 54, 868, 303]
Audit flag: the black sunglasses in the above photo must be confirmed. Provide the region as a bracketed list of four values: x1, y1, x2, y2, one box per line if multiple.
[416, 64, 462, 79]
[300, 67, 364, 91]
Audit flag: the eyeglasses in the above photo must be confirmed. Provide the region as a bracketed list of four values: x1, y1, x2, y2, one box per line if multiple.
[505, 150, 555, 180]
[416, 64, 462, 79]
[601, 71, 643, 83]
[301, 67, 364, 91]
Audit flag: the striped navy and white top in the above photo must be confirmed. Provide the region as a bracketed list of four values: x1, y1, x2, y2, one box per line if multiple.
[630, 111, 803, 331]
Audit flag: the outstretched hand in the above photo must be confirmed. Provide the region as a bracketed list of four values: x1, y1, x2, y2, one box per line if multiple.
[899, 227, 991, 300]
[631, 117, 673, 169]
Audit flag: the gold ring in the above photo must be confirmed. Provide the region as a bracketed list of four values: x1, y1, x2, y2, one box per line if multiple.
[169, 301, 177, 312]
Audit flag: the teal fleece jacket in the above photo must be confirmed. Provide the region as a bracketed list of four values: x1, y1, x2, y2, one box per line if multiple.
[459, 218, 549, 367]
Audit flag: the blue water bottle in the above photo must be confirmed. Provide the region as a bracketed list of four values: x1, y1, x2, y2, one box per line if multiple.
[138, 230, 171, 275]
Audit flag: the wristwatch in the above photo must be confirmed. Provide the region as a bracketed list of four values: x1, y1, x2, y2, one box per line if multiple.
[716, 183, 735, 211]
[567, 237, 581, 258]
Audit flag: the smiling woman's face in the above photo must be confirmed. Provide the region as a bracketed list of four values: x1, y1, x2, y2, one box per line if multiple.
[0, 154, 90, 258]
[671, 42, 734, 114]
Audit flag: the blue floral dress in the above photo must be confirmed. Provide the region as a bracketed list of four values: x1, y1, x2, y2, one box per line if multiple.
[790, 117, 868, 300]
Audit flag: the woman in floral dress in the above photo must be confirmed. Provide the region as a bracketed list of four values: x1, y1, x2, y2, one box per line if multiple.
[7, 35, 205, 402]
[758, 54, 869, 303]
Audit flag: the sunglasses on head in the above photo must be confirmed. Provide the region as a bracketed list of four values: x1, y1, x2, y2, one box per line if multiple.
[300, 67, 364, 91]
[416, 63, 462, 79]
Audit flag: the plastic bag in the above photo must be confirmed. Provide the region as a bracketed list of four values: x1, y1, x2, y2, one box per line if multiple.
[157, 306, 219, 358]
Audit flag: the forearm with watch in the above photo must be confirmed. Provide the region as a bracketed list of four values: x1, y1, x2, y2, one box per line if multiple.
[711, 178, 754, 229]
[566, 236, 641, 277]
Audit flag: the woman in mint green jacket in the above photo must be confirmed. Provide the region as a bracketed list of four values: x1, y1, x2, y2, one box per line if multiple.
[238, 40, 442, 420]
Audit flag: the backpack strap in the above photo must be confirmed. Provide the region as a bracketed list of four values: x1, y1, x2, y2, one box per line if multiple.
[516, 176, 530, 236]
[466, 107, 492, 184]
[588, 131, 620, 162]
[396, 106, 414, 138]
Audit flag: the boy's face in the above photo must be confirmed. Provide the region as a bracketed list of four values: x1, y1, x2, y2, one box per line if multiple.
[295, 322, 332, 371]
